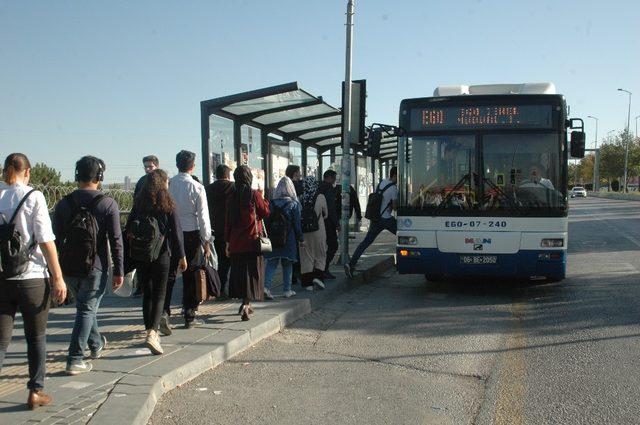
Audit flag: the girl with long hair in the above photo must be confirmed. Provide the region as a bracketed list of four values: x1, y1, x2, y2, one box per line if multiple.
[127, 169, 186, 354]
[0, 153, 67, 409]
[225, 165, 270, 320]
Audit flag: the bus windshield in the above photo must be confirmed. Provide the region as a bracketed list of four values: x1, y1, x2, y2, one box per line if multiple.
[403, 133, 566, 215]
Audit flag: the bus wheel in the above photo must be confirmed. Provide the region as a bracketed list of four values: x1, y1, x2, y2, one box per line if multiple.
[425, 274, 444, 282]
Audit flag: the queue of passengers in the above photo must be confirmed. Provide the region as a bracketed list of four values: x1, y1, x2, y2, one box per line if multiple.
[0, 150, 345, 410]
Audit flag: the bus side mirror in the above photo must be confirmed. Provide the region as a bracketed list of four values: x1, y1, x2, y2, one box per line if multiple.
[570, 131, 585, 158]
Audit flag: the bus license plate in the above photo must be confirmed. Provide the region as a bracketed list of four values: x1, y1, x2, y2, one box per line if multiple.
[460, 255, 498, 265]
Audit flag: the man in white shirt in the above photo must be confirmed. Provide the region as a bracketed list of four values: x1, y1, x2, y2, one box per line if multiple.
[161, 150, 212, 332]
[344, 167, 398, 278]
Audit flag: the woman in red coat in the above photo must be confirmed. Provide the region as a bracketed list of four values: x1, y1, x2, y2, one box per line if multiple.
[225, 166, 270, 321]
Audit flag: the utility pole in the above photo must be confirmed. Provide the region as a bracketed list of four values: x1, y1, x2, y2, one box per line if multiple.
[340, 0, 354, 266]
[618, 88, 632, 192]
[588, 115, 599, 191]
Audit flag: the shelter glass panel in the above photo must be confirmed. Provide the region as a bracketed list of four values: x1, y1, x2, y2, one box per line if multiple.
[209, 115, 236, 176]
[241, 125, 265, 190]
[306, 147, 318, 178]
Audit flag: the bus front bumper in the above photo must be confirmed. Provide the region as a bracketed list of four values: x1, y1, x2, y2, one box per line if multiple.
[396, 248, 566, 280]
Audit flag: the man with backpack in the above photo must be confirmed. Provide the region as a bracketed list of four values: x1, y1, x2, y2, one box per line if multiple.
[53, 156, 124, 375]
[344, 166, 398, 278]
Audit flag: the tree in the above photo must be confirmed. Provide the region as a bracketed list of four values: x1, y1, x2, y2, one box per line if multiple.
[29, 163, 62, 186]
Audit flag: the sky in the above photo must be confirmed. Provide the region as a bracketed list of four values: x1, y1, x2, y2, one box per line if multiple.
[1, 0, 639, 183]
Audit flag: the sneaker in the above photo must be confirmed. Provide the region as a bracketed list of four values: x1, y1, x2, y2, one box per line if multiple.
[66, 360, 93, 376]
[90, 335, 107, 359]
[323, 271, 337, 280]
[305, 286, 314, 292]
[283, 290, 296, 298]
[185, 318, 205, 329]
[264, 288, 275, 300]
[159, 314, 172, 336]
[145, 330, 164, 355]
[313, 278, 325, 290]
[344, 263, 354, 279]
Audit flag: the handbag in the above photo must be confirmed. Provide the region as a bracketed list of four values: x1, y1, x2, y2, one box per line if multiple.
[254, 213, 272, 254]
[195, 268, 208, 303]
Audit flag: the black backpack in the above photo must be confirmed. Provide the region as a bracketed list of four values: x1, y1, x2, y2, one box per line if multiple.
[128, 214, 166, 263]
[0, 189, 37, 279]
[364, 182, 395, 222]
[267, 203, 289, 248]
[59, 194, 105, 278]
[300, 195, 320, 233]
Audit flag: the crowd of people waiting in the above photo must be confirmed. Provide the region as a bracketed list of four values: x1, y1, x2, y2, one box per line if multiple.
[0, 149, 399, 410]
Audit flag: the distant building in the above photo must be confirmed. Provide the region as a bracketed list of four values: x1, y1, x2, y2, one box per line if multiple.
[124, 176, 132, 191]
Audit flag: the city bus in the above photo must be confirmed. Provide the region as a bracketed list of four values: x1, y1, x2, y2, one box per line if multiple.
[395, 83, 585, 282]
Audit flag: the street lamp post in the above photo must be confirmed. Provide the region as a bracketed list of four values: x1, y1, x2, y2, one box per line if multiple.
[587, 115, 599, 191]
[617, 88, 632, 192]
[340, 0, 355, 266]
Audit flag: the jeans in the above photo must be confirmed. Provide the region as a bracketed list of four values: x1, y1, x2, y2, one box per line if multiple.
[164, 231, 201, 322]
[349, 217, 397, 267]
[0, 278, 50, 390]
[137, 251, 170, 331]
[264, 258, 293, 293]
[66, 268, 108, 363]
[214, 237, 230, 295]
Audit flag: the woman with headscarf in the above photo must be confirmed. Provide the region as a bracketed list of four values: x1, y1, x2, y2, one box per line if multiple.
[299, 176, 328, 290]
[225, 166, 270, 321]
[263, 176, 304, 300]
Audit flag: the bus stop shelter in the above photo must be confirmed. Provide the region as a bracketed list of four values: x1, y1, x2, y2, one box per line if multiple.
[200, 82, 397, 204]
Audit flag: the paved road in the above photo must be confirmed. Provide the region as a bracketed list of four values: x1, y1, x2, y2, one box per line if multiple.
[150, 198, 640, 425]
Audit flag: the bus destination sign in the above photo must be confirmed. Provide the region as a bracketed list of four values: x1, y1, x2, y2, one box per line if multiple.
[409, 105, 553, 130]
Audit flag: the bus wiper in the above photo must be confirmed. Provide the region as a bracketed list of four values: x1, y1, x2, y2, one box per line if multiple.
[434, 172, 471, 214]
[483, 176, 523, 213]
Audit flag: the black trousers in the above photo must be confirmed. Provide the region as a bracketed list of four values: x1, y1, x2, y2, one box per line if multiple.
[137, 251, 170, 331]
[325, 220, 339, 270]
[164, 231, 201, 322]
[0, 278, 50, 391]
[214, 237, 230, 295]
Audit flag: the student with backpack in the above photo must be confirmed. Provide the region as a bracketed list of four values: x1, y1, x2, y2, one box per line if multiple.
[344, 167, 398, 278]
[126, 169, 187, 355]
[299, 176, 329, 291]
[52, 156, 124, 375]
[263, 177, 304, 299]
[0, 153, 67, 409]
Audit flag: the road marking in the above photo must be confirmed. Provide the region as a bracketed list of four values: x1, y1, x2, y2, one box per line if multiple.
[61, 381, 93, 389]
[493, 301, 525, 425]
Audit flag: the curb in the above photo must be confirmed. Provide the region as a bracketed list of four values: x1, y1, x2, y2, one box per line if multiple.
[87, 255, 396, 425]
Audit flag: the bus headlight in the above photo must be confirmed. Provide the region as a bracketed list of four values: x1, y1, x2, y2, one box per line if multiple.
[540, 238, 564, 248]
[398, 236, 418, 245]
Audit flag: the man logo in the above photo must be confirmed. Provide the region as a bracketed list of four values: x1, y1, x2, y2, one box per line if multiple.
[465, 238, 492, 244]
[473, 244, 483, 251]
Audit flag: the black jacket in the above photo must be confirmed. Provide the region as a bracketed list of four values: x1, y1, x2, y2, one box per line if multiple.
[318, 181, 339, 226]
[205, 179, 234, 239]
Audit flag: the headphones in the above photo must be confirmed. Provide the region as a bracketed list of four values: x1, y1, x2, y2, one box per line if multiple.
[75, 157, 104, 182]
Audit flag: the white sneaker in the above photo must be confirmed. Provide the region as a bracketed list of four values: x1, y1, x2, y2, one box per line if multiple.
[264, 288, 275, 300]
[283, 290, 296, 298]
[305, 286, 314, 291]
[146, 330, 164, 355]
[312, 278, 325, 290]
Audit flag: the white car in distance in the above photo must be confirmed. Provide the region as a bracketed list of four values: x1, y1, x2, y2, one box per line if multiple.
[571, 186, 587, 198]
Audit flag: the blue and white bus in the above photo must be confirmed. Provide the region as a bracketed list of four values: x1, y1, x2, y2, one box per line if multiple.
[395, 83, 585, 282]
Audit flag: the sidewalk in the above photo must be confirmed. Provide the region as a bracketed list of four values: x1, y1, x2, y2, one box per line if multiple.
[0, 230, 396, 425]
